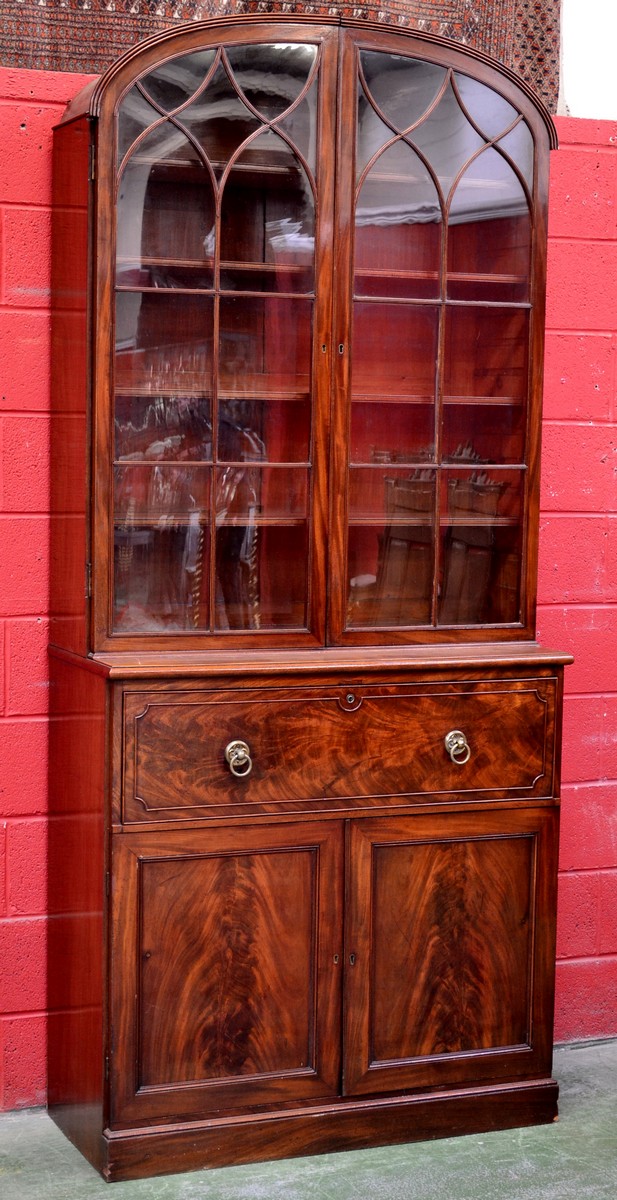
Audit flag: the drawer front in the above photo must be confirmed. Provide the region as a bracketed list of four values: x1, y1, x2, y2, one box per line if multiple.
[121, 678, 557, 822]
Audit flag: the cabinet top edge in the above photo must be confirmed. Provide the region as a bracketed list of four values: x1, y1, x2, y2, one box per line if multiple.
[49, 642, 573, 679]
[55, 14, 557, 149]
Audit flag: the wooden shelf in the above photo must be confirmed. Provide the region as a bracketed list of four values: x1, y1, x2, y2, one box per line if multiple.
[114, 374, 310, 402]
[348, 515, 518, 527]
[126, 154, 298, 180]
[117, 257, 312, 276]
[114, 514, 307, 528]
[351, 392, 523, 406]
[114, 459, 309, 468]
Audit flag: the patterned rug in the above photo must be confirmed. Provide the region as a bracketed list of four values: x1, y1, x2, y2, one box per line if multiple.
[1, 0, 560, 111]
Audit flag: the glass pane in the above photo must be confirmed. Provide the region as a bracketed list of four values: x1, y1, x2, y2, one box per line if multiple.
[221, 133, 314, 294]
[350, 401, 434, 465]
[219, 398, 310, 464]
[355, 143, 441, 300]
[439, 469, 523, 625]
[115, 293, 214, 393]
[443, 308, 529, 401]
[118, 86, 161, 162]
[115, 394, 212, 463]
[215, 524, 308, 631]
[226, 43, 317, 121]
[139, 50, 217, 113]
[279, 95, 318, 173]
[447, 150, 530, 302]
[454, 74, 518, 141]
[347, 468, 436, 628]
[358, 54, 447, 173]
[411, 80, 484, 198]
[352, 303, 438, 400]
[114, 471, 211, 633]
[442, 400, 525, 466]
[348, 466, 434, 519]
[117, 130, 215, 285]
[449, 147, 528, 223]
[114, 42, 323, 641]
[114, 463, 210, 523]
[448, 214, 531, 302]
[219, 296, 312, 395]
[214, 460, 306, 528]
[498, 122, 534, 188]
[216, 465, 308, 521]
[178, 61, 261, 177]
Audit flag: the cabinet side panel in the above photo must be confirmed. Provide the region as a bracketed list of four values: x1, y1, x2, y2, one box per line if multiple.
[47, 655, 107, 1171]
[50, 117, 91, 657]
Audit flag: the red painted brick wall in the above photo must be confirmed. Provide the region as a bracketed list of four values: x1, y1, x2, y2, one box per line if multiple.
[540, 115, 617, 1042]
[0, 69, 615, 1110]
[0, 66, 94, 1111]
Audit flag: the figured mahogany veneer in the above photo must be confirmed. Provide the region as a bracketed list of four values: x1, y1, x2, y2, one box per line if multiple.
[49, 13, 569, 1184]
[122, 677, 557, 822]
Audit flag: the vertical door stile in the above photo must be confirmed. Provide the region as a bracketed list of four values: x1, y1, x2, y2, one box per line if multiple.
[326, 31, 358, 644]
[311, 29, 340, 646]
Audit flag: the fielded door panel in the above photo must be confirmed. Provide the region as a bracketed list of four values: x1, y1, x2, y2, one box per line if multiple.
[343, 808, 558, 1096]
[110, 821, 343, 1124]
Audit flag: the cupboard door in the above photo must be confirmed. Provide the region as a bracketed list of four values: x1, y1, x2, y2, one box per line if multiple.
[110, 821, 343, 1124]
[343, 808, 558, 1096]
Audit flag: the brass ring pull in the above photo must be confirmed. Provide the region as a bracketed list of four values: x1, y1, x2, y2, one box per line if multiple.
[444, 729, 471, 765]
[225, 740, 253, 778]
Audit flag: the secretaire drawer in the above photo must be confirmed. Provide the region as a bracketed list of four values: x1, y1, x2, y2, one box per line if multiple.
[120, 677, 558, 822]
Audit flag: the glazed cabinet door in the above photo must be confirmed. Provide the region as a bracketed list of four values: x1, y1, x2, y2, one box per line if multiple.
[102, 28, 339, 649]
[343, 807, 558, 1096]
[329, 31, 549, 643]
[109, 821, 343, 1125]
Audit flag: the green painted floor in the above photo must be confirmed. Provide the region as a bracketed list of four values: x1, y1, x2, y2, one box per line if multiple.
[1, 1041, 615, 1199]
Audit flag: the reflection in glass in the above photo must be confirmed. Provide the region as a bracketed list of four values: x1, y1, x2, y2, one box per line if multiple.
[226, 43, 317, 121]
[442, 403, 525, 466]
[216, 465, 308, 521]
[347, 468, 436, 628]
[453, 73, 518, 141]
[357, 53, 447, 177]
[350, 401, 434, 466]
[439, 469, 523, 625]
[139, 50, 218, 114]
[177, 62, 262, 177]
[118, 87, 162, 163]
[447, 149, 530, 302]
[498, 122, 534, 188]
[221, 133, 314, 293]
[114, 293, 214, 394]
[218, 397, 310, 464]
[410, 79, 485, 197]
[117, 129, 215, 284]
[355, 142, 441, 300]
[215, 525, 309, 631]
[115, 393, 212, 463]
[114, 465, 211, 633]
